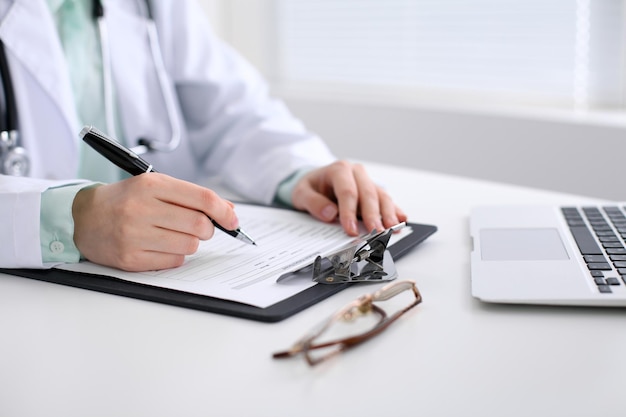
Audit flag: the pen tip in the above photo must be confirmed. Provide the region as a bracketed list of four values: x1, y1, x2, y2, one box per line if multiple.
[237, 228, 257, 246]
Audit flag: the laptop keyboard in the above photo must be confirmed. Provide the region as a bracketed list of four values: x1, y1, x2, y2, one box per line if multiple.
[562, 206, 626, 294]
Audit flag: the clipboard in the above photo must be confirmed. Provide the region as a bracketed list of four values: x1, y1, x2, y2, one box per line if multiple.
[1, 222, 436, 322]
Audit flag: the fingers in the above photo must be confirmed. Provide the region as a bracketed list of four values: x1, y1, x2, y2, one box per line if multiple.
[379, 187, 408, 227]
[336, 162, 404, 233]
[142, 198, 215, 241]
[72, 174, 239, 272]
[136, 173, 239, 231]
[291, 161, 408, 236]
[346, 163, 382, 233]
[109, 228, 201, 272]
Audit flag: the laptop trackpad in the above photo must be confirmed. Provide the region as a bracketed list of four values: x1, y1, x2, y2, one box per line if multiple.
[480, 228, 569, 261]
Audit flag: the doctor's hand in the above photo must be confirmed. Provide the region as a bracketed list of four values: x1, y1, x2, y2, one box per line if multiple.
[71, 174, 239, 272]
[290, 161, 407, 236]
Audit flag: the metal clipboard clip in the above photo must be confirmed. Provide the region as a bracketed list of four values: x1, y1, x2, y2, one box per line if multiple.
[312, 222, 406, 284]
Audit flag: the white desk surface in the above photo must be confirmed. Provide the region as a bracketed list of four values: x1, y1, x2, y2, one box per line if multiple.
[2, 162, 625, 417]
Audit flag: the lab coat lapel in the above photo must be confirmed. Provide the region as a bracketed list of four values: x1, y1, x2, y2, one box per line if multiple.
[0, 0, 79, 140]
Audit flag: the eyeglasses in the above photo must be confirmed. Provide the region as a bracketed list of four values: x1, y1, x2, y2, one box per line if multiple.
[272, 280, 422, 366]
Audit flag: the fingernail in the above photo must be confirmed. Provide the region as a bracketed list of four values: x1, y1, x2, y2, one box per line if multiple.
[349, 220, 358, 235]
[321, 205, 337, 221]
[382, 215, 396, 227]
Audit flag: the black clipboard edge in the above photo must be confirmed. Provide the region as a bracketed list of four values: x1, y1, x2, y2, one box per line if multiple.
[1, 222, 437, 322]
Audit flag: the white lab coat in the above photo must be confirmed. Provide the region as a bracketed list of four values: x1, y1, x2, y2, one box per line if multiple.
[0, 0, 335, 268]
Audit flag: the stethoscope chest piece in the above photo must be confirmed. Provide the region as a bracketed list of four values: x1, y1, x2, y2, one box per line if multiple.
[0, 131, 29, 176]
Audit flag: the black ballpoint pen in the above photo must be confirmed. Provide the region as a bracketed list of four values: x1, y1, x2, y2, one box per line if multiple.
[79, 125, 257, 246]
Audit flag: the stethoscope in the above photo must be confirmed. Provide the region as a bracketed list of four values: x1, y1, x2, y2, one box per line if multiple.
[0, 0, 181, 177]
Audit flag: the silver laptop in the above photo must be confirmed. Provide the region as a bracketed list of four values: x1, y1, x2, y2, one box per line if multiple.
[470, 204, 626, 307]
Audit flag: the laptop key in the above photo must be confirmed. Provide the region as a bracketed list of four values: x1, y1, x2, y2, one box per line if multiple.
[606, 277, 621, 285]
[591, 223, 608, 229]
[602, 242, 624, 248]
[584, 255, 608, 263]
[596, 231, 616, 236]
[568, 226, 603, 255]
[606, 248, 626, 255]
[562, 207, 580, 215]
[597, 285, 612, 293]
[587, 262, 612, 270]
[567, 220, 586, 226]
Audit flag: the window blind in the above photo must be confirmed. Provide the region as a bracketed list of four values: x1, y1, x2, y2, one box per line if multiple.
[276, 0, 625, 109]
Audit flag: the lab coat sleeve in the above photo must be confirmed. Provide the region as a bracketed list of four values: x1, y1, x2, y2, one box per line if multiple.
[153, 1, 337, 204]
[0, 175, 89, 268]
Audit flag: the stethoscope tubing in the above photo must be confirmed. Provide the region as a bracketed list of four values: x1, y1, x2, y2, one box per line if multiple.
[0, 39, 17, 138]
[96, 0, 180, 155]
[0, 37, 27, 176]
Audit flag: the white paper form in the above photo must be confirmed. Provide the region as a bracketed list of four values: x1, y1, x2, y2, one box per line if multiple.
[57, 204, 363, 308]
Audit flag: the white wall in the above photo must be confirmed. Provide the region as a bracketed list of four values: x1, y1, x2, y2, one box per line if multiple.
[197, 0, 626, 201]
[281, 97, 626, 200]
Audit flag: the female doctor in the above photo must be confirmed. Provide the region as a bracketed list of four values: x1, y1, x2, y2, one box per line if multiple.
[0, 0, 406, 272]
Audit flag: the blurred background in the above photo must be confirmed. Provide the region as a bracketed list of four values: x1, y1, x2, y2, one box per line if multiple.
[197, 0, 626, 200]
